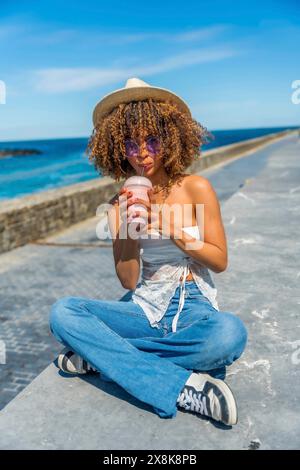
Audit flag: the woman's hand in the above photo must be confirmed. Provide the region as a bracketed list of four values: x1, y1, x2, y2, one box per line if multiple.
[115, 187, 137, 226]
[126, 188, 156, 232]
[128, 188, 179, 238]
[115, 187, 157, 233]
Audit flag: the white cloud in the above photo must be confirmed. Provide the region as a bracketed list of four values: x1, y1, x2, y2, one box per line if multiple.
[0, 16, 229, 46]
[34, 46, 238, 93]
[35, 68, 126, 92]
[172, 25, 229, 42]
[86, 25, 229, 45]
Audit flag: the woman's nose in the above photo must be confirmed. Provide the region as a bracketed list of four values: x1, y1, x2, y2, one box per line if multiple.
[140, 141, 148, 153]
[137, 143, 149, 158]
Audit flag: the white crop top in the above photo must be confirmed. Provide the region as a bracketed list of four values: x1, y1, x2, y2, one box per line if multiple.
[131, 226, 219, 333]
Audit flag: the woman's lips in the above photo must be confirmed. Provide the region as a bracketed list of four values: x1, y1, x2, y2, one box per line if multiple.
[139, 162, 153, 170]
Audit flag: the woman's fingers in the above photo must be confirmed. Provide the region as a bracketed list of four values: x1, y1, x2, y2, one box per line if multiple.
[118, 188, 126, 198]
[119, 194, 160, 227]
[117, 188, 133, 211]
[118, 187, 132, 198]
[119, 189, 132, 199]
[133, 210, 159, 226]
[127, 197, 151, 209]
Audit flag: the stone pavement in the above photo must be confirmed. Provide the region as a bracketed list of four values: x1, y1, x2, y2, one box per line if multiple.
[0, 133, 299, 449]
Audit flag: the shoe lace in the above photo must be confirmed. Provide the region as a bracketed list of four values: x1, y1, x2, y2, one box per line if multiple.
[178, 387, 209, 415]
[80, 356, 97, 372]
[86, 362, 97, 372]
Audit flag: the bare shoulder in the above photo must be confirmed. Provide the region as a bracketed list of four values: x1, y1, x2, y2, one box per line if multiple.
[183, 174, 216, 199]
[183, 173, 211, 188]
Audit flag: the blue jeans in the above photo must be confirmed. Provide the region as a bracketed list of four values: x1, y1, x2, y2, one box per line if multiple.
[49, 281, 247, 419]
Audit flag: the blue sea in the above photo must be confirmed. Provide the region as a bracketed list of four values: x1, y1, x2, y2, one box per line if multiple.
[0, 126, 295, 201]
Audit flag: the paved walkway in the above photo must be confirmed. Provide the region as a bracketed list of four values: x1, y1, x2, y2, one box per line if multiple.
[0, 134, 299, 449]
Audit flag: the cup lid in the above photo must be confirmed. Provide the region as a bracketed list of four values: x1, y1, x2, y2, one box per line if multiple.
[123, 176, 153, 188]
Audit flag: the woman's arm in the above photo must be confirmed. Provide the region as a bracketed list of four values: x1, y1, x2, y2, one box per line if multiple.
[170, 175, 228, 273]
[107, 190, 141, 290]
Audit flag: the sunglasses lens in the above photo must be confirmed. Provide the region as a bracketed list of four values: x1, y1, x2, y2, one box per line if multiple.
[146, 136, 160, 154]
[125, 140, 138, 158]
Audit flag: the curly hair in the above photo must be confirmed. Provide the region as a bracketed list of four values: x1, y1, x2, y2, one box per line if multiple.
[86, 98, 213, 182]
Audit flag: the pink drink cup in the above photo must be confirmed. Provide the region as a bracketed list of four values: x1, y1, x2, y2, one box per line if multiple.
[122, 176, 152, 228]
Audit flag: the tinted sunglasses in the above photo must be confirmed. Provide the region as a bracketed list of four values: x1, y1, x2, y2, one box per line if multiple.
[124, 135, 161, 158]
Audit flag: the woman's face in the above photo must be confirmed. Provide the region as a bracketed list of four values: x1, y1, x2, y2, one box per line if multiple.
[124, 130, 164, 177]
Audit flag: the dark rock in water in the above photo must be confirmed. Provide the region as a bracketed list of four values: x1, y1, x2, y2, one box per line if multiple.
[0, 148, 42, 158]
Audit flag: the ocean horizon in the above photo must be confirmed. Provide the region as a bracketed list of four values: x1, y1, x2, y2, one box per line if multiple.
[0, 126, 296, 201]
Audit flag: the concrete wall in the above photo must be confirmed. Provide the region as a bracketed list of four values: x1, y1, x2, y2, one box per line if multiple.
[0, 130, 294, 254]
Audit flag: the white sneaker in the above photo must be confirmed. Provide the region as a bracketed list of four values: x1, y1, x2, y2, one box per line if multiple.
[57, 348, 98, 375]
[177, 372, 238, 426]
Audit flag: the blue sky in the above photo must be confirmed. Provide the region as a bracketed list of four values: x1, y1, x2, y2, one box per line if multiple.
[0, 0, 299, 142]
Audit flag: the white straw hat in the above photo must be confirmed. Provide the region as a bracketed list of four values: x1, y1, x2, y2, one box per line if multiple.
[92, 77, 192, 127]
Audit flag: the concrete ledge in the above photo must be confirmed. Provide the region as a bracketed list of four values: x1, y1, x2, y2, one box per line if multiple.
[0, 177, 123, 254]
[0, 129, 295, 254]
[0, 360, 246, 450]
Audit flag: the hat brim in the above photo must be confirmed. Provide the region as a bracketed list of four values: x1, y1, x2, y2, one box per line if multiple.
[92, 85, 192, 127]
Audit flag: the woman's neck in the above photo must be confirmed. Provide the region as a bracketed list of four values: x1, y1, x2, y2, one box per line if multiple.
[148, 168, 170, 189]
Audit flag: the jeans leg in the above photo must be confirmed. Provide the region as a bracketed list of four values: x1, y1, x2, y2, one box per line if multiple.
[49, 296, 192, 419]
[203, 366, 227, 380]
[127, 308, 248, 373]
[124, 307, 246, 415]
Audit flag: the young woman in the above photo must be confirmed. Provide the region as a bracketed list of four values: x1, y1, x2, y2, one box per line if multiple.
[49, 77, 247, 426]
